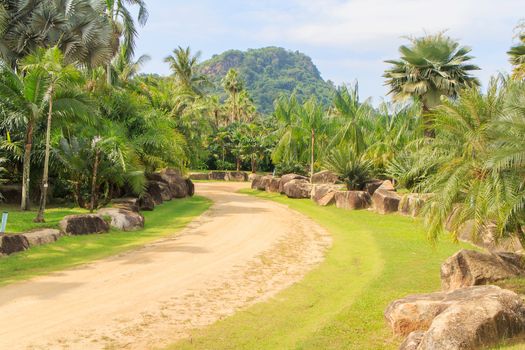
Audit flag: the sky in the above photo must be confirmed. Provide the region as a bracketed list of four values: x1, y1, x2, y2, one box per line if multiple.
[134, 0, 524, 103]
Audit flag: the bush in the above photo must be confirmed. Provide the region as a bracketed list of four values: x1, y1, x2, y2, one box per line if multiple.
[274, 162, 308, 176]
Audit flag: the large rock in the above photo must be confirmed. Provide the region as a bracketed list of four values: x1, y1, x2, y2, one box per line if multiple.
[98, 208, 144, 231]
[398, 194, 432, 217]
[248, 173, 258, 182]
[311, 184, 345, 206]
[209, 171, 227, 181]
[400, 331, 425, 350]
[283, 179, 312, 199]
[385, 285, 521, 337]
[23, 229, 62, 247]
[252, 175, 272, 191]
[311, 170, 339, 184]
[334, 191, 371, 210]
[185, 178, 195, 197]
[226, 171, 248, 181]
[251, 175, 263, 190]
[146, 181, 168, 204]
[456, 220, 523, 253]
[159, 169, 190, 198]
[139, 193, 155, 211]
[441, 249, 525, 291]
[416, 287, 525, 350]
[189, 173, 209, 181]
[0, 233, 29, 255]
[372, 189, 401, 214]
[266, 178, 281, 193]
[364, 179, 384, 196]
[111, 197, 140, 212]
[377, 180, 396, 191]
[59, 214, 110, 235]
[279, 174, 308, 193]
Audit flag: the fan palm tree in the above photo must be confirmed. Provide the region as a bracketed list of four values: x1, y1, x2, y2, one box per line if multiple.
[508, 34, 525, 80]
[21, 47, 90, 222]
[0, 0, 113, 69]
[222, 69, 244, 123]
[164, 46, 207, 95]
[384, 33, 480, 136]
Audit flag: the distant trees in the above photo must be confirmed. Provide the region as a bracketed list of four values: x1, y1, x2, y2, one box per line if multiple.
[508, 23, 525, 79]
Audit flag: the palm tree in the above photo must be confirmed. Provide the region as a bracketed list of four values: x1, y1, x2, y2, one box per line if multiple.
[164, 46, 207, 95]
[222, 69, 244, 123]
[384, 33, 480, 136]
[0, 0, 113, 69]
[508, 34, 525, 80]
[112, 47, 151, 84]
[103, 0, 148, 84]
[21, 47, 89, 222]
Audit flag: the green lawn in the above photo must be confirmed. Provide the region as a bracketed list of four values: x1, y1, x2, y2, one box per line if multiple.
[0, 196, 212, 286]
[0, 205, 89, 233]
[168, 189, 473, 350]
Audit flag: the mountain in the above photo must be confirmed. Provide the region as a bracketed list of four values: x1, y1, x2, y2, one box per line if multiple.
[199, 47, 336, 114]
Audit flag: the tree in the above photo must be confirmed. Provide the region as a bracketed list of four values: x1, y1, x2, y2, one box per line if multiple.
[21, 47, 89, 222]
[222, 69, 244, 123]
[384, 33, 480, 136]
[0, 0, 113, 69]
[164, 46, 207, 95]
[508, 24, 525, 80]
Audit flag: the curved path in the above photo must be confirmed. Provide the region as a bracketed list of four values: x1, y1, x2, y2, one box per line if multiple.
[0, 182, 331, 350]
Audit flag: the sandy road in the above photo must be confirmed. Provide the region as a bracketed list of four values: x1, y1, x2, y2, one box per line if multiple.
[0, 182, 331, 350]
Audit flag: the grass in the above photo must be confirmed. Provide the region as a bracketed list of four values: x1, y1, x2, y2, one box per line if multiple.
[0, 204, 89, 233]
[168, 189, 473, 350]
[0, 196, 212, 286]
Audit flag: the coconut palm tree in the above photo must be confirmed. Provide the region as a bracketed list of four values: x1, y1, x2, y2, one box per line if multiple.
[0, 0, 113, 69]
[164, 46, 207, 95]
[384, 33, 480, 136]
[21, 47, 90, 222]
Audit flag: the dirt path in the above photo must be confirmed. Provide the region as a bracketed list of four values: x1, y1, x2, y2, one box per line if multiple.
[0, 182, 331, 350]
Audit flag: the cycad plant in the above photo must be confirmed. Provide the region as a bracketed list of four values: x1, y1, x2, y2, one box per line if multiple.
[324, 146, 372, 190]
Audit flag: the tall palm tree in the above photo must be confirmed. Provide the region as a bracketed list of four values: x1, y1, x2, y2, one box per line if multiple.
[508, 34, 525, 80]
[222, 69, 244, 123]
[384, 33, 480, 136]
[164, 46, 207, 95]
[21, 47, 90, 222]
[0, 0, 113, 69]
[104, 0, 148, 84]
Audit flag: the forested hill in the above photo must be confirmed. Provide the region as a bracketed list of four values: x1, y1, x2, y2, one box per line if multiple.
[199, 47, 336, 114]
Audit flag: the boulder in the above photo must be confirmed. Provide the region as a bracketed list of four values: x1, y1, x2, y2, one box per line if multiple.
[399, 331, 425, 350]
[283, 179, 312, 199]
[226, 171, 248, 182]
[138, 193, 155, 211]
[398, 194, 432, 217]
[364, 179, 384, 196]
[248, 173, 258, 182]
[146, 181, 167, 205]
[311, 170, 339, 184]
[98, 208, 144, 231]
[377, 179, 396, 191]
[266, 178, 281, 193]
[185, 178, 195, 197]
[279, 174, 308, 193]
[59, 214, 110, 235]
[251, 175, 263, 190]
[372, 189, 401, 214]
[189, 173, 209, 181]
[311, 184, 345, 206]
[159, 169, 190, 198]
[0, 233, 29, 255]
[252, 175, 272, 191]
[385, 285, 518, 337]
[111, 197, 140, 212]
[334, 191, 371, 210]
[0, 184, 22, 204]
[441, 249, 525, 291]
[23, 229, 62, 247]
[209, 171, 227, 181]
[416, 287, 525, 350]
[457, 220, 523, 253]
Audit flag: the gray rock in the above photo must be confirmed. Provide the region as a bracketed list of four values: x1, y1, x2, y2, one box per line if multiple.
[311, 184, 345, 206]
[23, 229, 62, 247]
[279, 174, 308, 193]
[98, 208, 144, 231]
[209, 171, 227, 180]
[111, 197, 140, 212]
[189, 173, 209, 181]
[226, 171, 248, 181]
[334, 191, 371, 210]
[399, 331, 425, 350]
[398, 193, 432, 217]
[139, 193, 155, 211]
[59, 214, 110, 235]
[364, 179, 384, 196]
[0, 233, 29, 255]
[377, 180, 396, 191]
[266, 178, 281, 193]
[441, 249, 525, 291]
[372, 189, 401, 214]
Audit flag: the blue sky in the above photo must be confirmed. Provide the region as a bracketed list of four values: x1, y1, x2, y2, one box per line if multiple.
[135, 0, 524, 102]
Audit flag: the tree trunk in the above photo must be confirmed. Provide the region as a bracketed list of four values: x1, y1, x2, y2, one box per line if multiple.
[251, 157, 257, 173]
[310, 128, 315, 181]
[90, 149, 100, 213]
[232, 91, 237, 123]
[106, 63, 112, 86]
[34, 93, 53, 222]
[422, 104, 435, 138]
[236, 157, 241, 171]
[21, 120, 34, 211]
